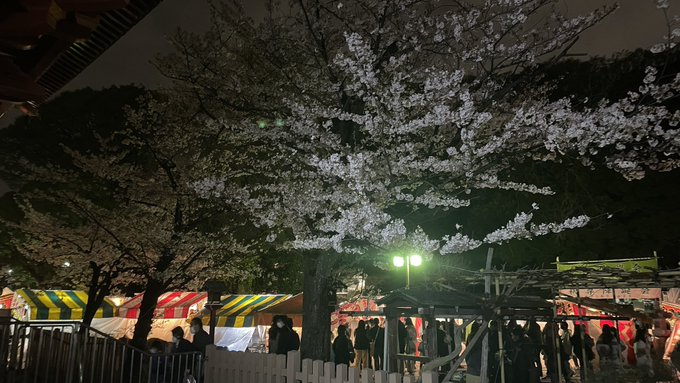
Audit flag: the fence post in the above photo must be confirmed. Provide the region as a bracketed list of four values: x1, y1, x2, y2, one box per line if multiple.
[287, 351, 301, 382]
[347, 366, 360, 383]
[266, 353, 278, 383]
[202, 350, 444, 383]
[300, 358, 313, 382]
[206, 346, 215, 383]
[360, 368, 374, 383]
[373, 370, 388, 383]
[245, 351, 256, 383]
[254, 352, 265, 383]
[323, 361, 335, 383]
[219, 348, 230, 382]
[310, 359, 325, 383]
[334, 363, 348, 383]
[275, 354, 287, 383]
[420, 371, 439, 383]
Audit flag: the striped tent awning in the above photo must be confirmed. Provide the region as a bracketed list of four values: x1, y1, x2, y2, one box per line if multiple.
[0, 293, 13, 309]
[119, 292, 206, 319]
[209, 294, 291, 327]
[15, 289, 116, 320]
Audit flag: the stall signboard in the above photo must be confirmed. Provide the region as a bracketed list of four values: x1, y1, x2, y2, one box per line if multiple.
[560, 288, 662, 300]
[556, 257, 658, 273]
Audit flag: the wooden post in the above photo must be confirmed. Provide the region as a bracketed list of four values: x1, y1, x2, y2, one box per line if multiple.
[428, 310, 438, 361]
[209, 304, 217, 343]
[480, 248, 493, 383]
[577, 289, 588, 383]
[495, 277, 506, 383]
[553, 288, 563, 383]
[612, 287, 620, 337]
[386, 314, 399, 373]
[441, 321, 489, 382]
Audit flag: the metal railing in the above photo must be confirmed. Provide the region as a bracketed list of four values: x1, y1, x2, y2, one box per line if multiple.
[1, 318, 203, 383]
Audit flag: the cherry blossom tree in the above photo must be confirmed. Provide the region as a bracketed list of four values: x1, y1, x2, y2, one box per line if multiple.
[158, 0, 680, 359]
[0, 88, 255, 346]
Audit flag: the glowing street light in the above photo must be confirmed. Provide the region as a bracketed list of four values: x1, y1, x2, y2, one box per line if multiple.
[393, 253, 423, 289]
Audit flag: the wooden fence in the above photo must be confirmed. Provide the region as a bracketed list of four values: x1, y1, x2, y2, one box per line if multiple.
[204, 346, 439, 383]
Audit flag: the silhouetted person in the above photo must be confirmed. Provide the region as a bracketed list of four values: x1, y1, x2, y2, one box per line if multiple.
[367, 319, 378, 369]
[354, 320, 370, 369]
[508, 327, 533, 383]
[373, 318, 385, 370]
[170, 327, 195, 383]
[190, 318, 212, 356]
[571, 325, 594, 380]
[333, 324, 354, 365]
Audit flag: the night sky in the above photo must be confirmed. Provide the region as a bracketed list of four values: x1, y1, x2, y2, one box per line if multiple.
[60, 0, 680, 91]
[0, 0, 677, 195]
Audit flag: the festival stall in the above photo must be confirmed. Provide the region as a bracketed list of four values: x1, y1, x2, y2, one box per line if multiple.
[256, 293, 303, 327]
[0, 288, 13, 310]
[11, 289, 117, 322]
[109, 291, 207, 341]
[202, 294, 291, 352]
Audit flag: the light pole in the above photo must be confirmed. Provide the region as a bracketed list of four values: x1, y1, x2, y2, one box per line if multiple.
[393, 254, 423, 289]
[202, 280, 227, 343]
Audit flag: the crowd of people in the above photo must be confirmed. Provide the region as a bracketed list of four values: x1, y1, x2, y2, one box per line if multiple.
[323, 316, 671, 383]
[462, 319, 663, 383]
[147, 317, 214, 383]
[332, 318, 385, 370]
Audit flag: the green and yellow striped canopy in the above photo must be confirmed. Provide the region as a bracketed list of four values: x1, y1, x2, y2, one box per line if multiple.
[16, 289, 117, 320]
[206, 294, 291, 327]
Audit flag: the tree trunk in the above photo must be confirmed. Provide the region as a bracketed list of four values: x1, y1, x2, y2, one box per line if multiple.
[300, 251, 334, 361]
[80, 262, 108, 333]
[131, 278, 164, 350]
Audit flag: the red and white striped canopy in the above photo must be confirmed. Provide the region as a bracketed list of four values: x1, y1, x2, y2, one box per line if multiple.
[0, 293, 14, 310]
[118, 292, 207, 319]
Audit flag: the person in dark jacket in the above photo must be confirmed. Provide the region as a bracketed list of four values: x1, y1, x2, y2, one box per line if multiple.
[398, 319, 407, 353]
[508, 326, 534, 383]
[270, 315, 298, 355]
[333, 324, 354, 366]
[171, 327, 195, 353]
[571, 324, 595, 379]
[170, 327, 195, 383]
[372, 318, 385, 370]
[354, 320, 371, 369]
[488, 320, 502, 383]
[366, 319, 379, 369]
[190, 318, 212, 356]
[285, 317, 300, 351]
[525, 319, 543, 378]
[149, 340, 167, 383]
[268, 315, 284, 354]
[543, 322, 559, 383]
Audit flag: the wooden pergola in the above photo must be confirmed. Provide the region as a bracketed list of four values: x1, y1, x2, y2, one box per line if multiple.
[377, 287, 554, 378]
[374, 256, 680, 382]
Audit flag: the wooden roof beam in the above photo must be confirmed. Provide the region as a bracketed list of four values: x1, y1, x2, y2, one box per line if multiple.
[55, 0, 129, 13]
[0, 3, 65, 38]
